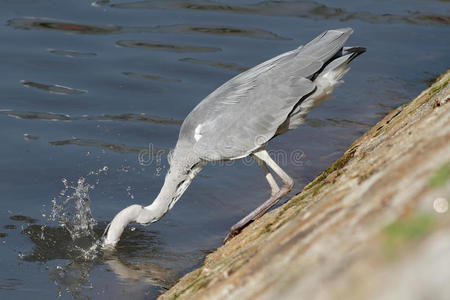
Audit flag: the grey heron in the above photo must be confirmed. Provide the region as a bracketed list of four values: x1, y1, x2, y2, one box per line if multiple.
[103, 27, 365, 247]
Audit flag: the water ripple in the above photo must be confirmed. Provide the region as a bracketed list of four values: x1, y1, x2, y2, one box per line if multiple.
[85, 113, 183, 125]
[10, 215, 38, 223]
[116, 40, 221, 53]
[21, 81, 87, 95]
[147, 24, 287, 40]
[179, 57, 249, 73]
[49, 138, 169, 155]
[0, 278, 23, 291]
[0, 110, 183, 125]
[123, 71, 181, 82]
[7, 17, 286, 39]
[8, 18, 121, 34]
[0, 110, 71, 121]
[48, 49, 97, 58]
[108, 0, 450, 26]
[306, 118, 371, 129]
[24, 133, 40, 140]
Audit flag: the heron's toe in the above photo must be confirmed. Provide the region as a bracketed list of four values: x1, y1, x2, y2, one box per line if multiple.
[223, 227, 241, 244]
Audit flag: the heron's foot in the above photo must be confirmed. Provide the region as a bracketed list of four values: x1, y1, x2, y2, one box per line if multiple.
[223, 220, 252, 244]
[223, 229, 238, 244]
[223, 182, 293, 244]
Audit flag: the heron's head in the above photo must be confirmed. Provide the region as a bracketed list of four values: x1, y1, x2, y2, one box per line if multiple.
[102, 204, 160, 248]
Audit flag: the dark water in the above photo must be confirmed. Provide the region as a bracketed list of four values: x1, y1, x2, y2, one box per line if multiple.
[0, 0, 448, 299]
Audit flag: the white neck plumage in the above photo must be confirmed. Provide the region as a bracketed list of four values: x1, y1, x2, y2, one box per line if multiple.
[103, 156, 205, 248]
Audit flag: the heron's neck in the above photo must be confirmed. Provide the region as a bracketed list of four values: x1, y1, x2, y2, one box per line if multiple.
[144, 157, 205, 220]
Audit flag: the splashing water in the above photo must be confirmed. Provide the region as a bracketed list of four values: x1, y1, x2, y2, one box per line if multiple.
[18, 165, 177, 298]
[45, 166, 109, 260]
[51, 177, 96, 239]
[17, 167, 110, 297]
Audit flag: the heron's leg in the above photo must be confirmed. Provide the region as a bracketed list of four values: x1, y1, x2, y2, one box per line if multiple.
[253, 149, 294, 192]
[224, 149, 294, 243]
[254, 155, 280, 197]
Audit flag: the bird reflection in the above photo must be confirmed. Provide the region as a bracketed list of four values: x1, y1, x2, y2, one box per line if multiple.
[105, 255, 174, 288]
[20, 222, 175, 298]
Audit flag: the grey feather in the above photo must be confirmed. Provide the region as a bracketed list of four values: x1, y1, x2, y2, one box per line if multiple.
[179, 28, 359, 160]
[103, 28, 366, 248]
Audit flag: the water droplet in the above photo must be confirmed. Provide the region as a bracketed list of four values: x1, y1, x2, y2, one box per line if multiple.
[155, 166, 162, 176]
[49, 176, 97, 241]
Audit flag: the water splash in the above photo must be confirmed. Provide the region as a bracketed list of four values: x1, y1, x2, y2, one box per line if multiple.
[126, 185, 135, 200]
[17, 167, 109, 297]
[43, 166, 109, 260]
[17, 164, 178, 298]
[50, 177, 96, 239]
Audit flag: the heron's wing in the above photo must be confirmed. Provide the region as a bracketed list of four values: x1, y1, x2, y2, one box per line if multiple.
[189, 68, 315, 160]
[183, 28, 353, 160]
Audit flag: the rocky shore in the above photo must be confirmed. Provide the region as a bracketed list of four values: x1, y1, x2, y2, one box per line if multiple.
[160, 70, 450, 300]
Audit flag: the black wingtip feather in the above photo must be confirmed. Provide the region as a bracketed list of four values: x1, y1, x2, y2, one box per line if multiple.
[346, 46, 367, 62]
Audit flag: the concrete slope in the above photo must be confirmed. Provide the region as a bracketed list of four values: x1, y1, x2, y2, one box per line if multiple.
[161, 70, 450, 300]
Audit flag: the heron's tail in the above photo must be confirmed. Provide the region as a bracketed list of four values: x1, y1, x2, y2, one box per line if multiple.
[298, 28, 354, 63]
[313, 45, 365, 96]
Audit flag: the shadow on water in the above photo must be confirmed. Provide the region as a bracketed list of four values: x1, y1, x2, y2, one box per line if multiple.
[21, 223, 175, 298]
[22, 224, 103, 262]
[16, 173, 177, 299]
